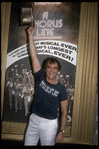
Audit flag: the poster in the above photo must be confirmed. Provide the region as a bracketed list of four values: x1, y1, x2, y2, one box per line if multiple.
[2, 2, 80, 126]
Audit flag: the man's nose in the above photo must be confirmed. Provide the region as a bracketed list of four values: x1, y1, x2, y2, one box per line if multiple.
[51, 67, 54, 72]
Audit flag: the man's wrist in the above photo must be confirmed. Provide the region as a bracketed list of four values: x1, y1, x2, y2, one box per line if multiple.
[29, 34, 33, 38]
[60, 130, 65, 134]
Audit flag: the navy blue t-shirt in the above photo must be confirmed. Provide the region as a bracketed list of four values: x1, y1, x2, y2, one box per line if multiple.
[32, 69, 68, 119]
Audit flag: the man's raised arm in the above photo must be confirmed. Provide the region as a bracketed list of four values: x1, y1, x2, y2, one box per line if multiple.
[27, 27, 41, 73]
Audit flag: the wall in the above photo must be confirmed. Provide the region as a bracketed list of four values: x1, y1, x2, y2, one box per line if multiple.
[71, 2, 98, 145]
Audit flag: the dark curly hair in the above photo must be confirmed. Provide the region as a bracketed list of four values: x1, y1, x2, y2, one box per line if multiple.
[42, 57, 61, 71]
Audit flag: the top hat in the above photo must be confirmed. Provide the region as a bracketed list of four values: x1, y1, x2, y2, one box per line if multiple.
[21, 7, 33, 26]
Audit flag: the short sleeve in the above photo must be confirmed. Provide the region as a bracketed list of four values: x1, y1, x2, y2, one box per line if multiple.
[34, 69, 45, 80]
[60, 85, 68, 101]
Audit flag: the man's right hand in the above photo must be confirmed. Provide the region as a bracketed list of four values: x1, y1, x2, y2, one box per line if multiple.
[27, 26, 35, 36]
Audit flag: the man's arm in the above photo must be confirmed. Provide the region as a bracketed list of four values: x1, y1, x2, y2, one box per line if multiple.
[28, 27, 41, 73]
[55, 100, 68, 143]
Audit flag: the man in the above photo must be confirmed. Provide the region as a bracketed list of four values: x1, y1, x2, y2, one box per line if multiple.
[24, 27, 68, 146]
[67, 85, 74, 114]
[6, 77, 15, 109]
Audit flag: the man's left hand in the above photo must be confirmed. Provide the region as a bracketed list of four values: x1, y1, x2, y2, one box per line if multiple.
[55, 131, 64, 143]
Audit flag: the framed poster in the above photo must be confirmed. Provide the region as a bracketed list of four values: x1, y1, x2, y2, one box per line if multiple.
[2, 2, 80, 139]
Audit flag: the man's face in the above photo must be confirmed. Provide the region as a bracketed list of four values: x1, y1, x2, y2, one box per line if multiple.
[45, 62, 59, 80]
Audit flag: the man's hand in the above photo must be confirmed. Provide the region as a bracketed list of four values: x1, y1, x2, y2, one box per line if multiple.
[55, 131, 64, 143]
[27, 26, 35, 36]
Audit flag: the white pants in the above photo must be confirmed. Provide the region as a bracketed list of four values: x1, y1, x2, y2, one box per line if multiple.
[24, 113, 58, 146]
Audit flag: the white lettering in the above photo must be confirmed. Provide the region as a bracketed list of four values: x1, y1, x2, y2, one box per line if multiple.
[35, 20, 63, 28]
[39, 80, 59, 97]
[35, 2, 61, 5]
[42, 12, 48, 20]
